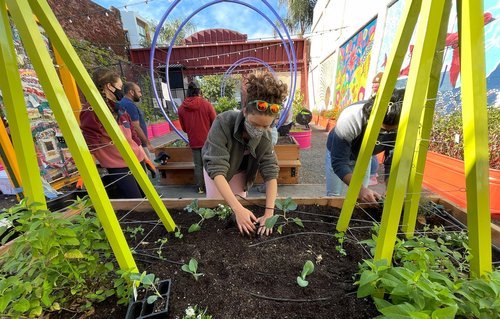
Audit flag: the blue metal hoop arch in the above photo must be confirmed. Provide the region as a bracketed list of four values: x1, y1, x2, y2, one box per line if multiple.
[149, 0, 297, 142]
[220, 57, 276, 97]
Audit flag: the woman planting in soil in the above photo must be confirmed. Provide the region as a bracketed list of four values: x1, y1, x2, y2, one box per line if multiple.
[202, 71, 287, 236]
[325, 88, 405, 204]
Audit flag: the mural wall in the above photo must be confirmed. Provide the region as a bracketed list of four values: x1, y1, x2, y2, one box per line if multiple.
[0, 23, 77, 186]
[316, 53, 337, 110]
[375, 0, 499, 111]
[334, 18, 378, 110]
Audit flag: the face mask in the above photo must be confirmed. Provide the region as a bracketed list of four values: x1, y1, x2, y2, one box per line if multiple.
[244, 119, 265, 140]
[111, 85, 124, 101]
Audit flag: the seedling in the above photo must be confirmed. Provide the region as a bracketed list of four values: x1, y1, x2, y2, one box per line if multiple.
[334, 231, 347, 256]
[129, 271, 163, 304]
[184, 200, 217, 233]
[265, 197, 303, 234]
[296, 260, 315, 287]
[125, 225, 144, 239]
[174, 226, 183, 239]
[181, 258, 204, 281]
[155, 237, 169, 259]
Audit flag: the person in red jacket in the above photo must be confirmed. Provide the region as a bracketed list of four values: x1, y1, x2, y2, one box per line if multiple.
[178, 81, 216, 193]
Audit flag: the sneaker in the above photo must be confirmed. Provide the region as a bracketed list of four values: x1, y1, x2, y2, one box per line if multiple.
[197, 187, 205, 194]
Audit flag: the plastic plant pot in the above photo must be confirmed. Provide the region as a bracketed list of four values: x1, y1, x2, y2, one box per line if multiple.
[125, 279, 171, 319]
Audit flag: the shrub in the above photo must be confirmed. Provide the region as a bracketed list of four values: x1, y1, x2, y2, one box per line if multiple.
[214, 96, 239, 114]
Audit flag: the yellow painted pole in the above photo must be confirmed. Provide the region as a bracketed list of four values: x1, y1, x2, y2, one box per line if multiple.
[402, 0, 452, 236]
[54, 48, 81, 125]
[0, 2, 46, 207]
[6, 0, 138, 272]
[375, 0, 447, 262]
[337, 0, 422, 231]
[29, 0, 176, 232]
[458, 0, 492, 276]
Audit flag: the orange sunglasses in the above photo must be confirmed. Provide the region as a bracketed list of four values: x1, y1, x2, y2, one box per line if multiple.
[249, 100, 281, 114]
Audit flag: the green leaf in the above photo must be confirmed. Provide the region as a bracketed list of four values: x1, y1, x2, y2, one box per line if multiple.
[13, 298, 31, 313]
[301, 260, 315, 277]
[293, 218, 304, 228]
[275, 200, 283, 211]
[29, 306, 43, 317]
[59, 237, 80, 246]
[142, 273, 155, 286]
[277, 225, 283, 234]
[297, 276, 309, 287]
[181, 265, 191, 273]
[265, 215, 279, 229]
[55, 228, 77, 237]
[147, 295, 158, 304]
[203, 209, 216, 219]
[359, 270, 378, 287]
[188, 224, 201, 233]
[64, 249, 84, 259]
[189, 259, 198, 272]
[431, 306, 457, 319]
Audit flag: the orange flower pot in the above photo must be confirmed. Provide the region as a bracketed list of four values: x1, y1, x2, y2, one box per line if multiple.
[422, 151, 500, 218]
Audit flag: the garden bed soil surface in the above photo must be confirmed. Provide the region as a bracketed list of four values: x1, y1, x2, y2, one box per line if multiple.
[88, 205, 382, 319]
[52, 201, 488, 319]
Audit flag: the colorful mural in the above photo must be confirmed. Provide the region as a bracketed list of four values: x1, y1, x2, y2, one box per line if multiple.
[375, 0, 499, 111]
[334, 18, 377, 110]
[0, 24, 78, 186]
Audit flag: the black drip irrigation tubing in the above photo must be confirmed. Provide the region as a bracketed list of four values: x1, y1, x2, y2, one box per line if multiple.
[248, 232, 334, 247]
[247, 291, 334, 303]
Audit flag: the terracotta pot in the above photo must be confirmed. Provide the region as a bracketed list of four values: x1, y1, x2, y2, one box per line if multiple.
[325, 119, 336, 132]
[312, 114, 319, 125]
[318, 116, 328, 128]
[422, 151, 500, 218]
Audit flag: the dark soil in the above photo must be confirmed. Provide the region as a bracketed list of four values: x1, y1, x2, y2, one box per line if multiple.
[92, 205, 381, 319]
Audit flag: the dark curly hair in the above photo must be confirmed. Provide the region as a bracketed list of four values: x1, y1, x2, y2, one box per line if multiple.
[245, 71, 288, 116]
[362, 88, 405, 126]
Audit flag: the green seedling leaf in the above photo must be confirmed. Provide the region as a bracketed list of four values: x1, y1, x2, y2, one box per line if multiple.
[189, 258, 198, 272]
[277, 224, 283, 234]
[297, 276, 309, 287]
[293, 218, 304, 228]
[265, 215, 279, 229]
[181, 265, 191, 273]
[147, 295, 158, 304]
[188, 223, 201, 233]
[301, 260, 315, 277]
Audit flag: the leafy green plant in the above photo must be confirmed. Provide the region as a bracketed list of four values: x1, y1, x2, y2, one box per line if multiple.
[181, 258, 204, 281]
[334, 231, 347, 256]
[129, 271, 164, 304]
[166, 138, 188, 147]
[296, 260, 315, 287]
[0, 198, 131, 317]
[429, 107, 499, 169]
[155, 237, 169, 259]
[125, 225, 145, 239]
[214, 96, 239, 114]
[174, 226, 184, 239]
[184, 200, 216, 233]
[183, 305, 213, 319]
[200, 74, 238, 103]
[215, 204, 233, 220]
[356, 225, 500, 318]
[265, 197, 303, 234]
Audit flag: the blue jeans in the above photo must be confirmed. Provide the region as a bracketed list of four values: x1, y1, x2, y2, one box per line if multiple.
[325, 150, 370, 196]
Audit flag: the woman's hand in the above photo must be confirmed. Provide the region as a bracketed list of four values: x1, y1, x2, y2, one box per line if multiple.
[233, 206, 258, 236]
[257, 211, 274, 236]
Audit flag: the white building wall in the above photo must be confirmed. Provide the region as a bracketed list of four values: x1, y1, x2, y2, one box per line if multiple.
[308, 0, 393, 110]
[120, 11, 148, 49]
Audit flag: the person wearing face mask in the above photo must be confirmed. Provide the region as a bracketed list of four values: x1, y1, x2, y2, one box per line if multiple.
[119, 82, 155, 155]
[325, 88, 405, 205]
[80, 69, 146, 198]
[202, 71, 287, 236]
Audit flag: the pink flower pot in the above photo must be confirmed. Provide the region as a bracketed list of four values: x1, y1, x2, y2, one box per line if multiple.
[289, 129, 312, 149]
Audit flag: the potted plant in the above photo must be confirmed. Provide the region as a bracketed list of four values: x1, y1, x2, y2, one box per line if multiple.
[423, 106, 500, 217]
[213, 96, 239, 114]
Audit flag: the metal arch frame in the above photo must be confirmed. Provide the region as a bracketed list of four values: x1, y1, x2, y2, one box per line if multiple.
[149, 0, 297, 142]
[220, 56, 276, 97]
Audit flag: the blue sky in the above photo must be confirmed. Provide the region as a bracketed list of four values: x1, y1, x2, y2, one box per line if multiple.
[94, 0, 288, 40]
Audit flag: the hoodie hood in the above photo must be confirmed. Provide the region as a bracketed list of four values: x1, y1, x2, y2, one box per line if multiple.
[181, 96, 204, 111]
